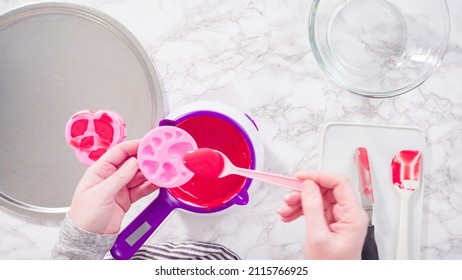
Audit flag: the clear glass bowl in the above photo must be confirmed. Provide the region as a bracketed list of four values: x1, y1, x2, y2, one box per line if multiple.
[309, 0, 450, 98]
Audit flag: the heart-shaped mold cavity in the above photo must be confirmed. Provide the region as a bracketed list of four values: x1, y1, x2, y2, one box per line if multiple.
[141, 145, 155, 157]
[88, 148, 107, 161]
[159, 162, 177, 183]
[167, 142, 194, 159]
[70, 119, 89, 138]
[164, 132, 173, 141]
[142, 160, 160, 177]
[94, 118, 114, 143]
[80, 136, 94, 149]
[175, 131, 182, 138]
[152, 137, 162, 148]
[99, 113, 113, 123]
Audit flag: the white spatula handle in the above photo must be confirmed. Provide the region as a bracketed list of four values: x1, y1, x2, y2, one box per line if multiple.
[396, 194, 410, 260]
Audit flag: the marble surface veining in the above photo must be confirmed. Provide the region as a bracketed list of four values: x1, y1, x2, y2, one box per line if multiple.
[0, 0, 461, 259]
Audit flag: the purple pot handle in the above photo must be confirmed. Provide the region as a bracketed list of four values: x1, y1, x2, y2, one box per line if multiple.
[110, 190, 177, 260]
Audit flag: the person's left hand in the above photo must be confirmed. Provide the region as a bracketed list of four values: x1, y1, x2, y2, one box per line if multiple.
[68, 139, 158, 234]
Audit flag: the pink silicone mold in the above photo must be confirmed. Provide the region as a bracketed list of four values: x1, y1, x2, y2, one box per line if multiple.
[138, 126, 198, 188]
[65, 110, 126, 165]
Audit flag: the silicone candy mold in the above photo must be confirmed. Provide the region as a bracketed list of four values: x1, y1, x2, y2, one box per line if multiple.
[138, 126, 198, 188]
[65, 110, 126, 165]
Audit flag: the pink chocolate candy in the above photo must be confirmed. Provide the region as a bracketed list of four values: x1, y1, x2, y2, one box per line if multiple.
[65, 110, 126, 165]
[138, 126, 197, 188]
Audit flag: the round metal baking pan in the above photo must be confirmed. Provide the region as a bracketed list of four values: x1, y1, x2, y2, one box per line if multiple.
[0, 2, 163, 218]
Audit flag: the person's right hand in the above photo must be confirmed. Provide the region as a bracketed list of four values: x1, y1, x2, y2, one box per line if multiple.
[278, 171, 368, 260]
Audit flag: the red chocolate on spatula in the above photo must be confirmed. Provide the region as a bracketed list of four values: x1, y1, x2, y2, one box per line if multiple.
[391, 150, 422, 260]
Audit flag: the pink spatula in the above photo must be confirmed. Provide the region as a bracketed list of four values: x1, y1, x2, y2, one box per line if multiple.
[391, 150, 422, 260]
[183, 148, 302, 191]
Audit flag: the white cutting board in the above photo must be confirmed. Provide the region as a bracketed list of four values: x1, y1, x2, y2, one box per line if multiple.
[319, 122, 425, 260]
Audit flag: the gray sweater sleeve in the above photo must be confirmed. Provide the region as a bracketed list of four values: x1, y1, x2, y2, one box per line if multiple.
[50, 214, 117, 260]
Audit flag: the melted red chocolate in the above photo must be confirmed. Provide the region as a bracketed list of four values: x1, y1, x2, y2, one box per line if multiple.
[69, 114, 115, 153]
[168, 116, 252, 209]
[70, 119, 89, 138]
[94, 117, 114, 143]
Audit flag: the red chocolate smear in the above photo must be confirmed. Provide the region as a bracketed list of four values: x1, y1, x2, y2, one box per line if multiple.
[69, 139, 80, 148]
[100, 113, 113, 123]
[94, 119, 114, 143]
[79, 136, 94, 149]
[392, 150, 422, 189]
[356, 147, 373, 197]
[70, 119, 89, 138]
[88, 148, 107, 161]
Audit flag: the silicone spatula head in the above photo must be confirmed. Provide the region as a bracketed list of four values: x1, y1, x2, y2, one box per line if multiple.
[392, 150, 422, 191]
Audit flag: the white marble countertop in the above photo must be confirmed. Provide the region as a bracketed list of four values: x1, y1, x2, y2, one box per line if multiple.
[1, 0, 461, 260]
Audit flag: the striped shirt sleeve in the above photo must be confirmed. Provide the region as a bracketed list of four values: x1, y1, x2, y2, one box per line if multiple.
[104, 241, 240, 260]
[51, 214, 239, 260]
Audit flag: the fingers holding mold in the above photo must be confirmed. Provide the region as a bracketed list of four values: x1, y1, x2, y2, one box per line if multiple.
[137, 126, 198, 188]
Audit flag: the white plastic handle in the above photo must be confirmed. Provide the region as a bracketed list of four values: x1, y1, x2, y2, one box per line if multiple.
[395, 194, 410, 260]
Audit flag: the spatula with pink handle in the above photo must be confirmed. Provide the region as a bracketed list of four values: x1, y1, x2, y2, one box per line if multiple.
[183, 148, 302, 191]
[391, 150, 422, 260]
